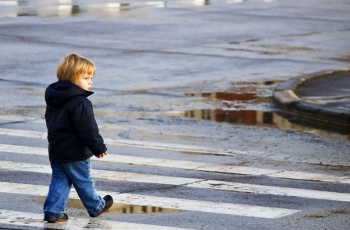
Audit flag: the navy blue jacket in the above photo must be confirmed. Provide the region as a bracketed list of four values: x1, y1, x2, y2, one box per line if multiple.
[45, 81, 107, 163]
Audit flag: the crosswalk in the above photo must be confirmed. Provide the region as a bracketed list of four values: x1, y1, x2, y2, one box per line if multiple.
[1, 142, 349, 184]
[0, 209, 194, 230]
[1, 160, 350, 202]
[0, 115, 350, 229]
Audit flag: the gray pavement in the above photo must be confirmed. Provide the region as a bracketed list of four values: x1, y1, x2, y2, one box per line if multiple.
[1, 1, 350, 230]
[1, 0, 349, 132]
[273, 68, 350, 128]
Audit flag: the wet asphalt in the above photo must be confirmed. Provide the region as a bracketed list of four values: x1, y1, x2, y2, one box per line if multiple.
[0, 0, 350, 230]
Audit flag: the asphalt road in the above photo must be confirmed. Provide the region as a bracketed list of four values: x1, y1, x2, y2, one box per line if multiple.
[0, 0, 350, 229]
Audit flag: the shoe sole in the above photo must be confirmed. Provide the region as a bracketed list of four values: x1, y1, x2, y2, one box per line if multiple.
[44, 214, 68, 223]
[50, 219, 67, 223]
[45, 218, 68, 223]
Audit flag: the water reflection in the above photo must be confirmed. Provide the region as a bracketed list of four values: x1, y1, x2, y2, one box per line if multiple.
[182, 105, 350, 141]
[179, 81, 350, 141]
[184, 109, 274, 126]
[37, 197, 179, 214]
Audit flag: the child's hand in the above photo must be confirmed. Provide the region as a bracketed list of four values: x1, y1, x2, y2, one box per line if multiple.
[96, 151, 108, 158]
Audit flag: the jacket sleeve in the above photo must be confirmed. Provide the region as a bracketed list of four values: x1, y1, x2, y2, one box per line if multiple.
[69, 98, 107, 156]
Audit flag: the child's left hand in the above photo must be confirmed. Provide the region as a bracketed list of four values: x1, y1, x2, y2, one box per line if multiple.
[96, 151, 108, 158]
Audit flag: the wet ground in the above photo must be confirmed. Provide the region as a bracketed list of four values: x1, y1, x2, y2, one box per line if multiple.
[176, 81, 350, 140]
[36, 196, 180, 215]
[1, 1, 350, 230]
[1, 1, 350, 140]
[0, 0, 348, 165]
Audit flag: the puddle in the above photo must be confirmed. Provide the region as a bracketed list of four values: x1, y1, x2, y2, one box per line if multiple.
[170, 81, 350, 141]
[182, 109, 276, 126]
[37, 197, 179, 215]
[180, 107, 350, 140]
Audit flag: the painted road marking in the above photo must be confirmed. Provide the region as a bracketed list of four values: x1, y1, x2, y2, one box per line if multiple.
[0, 127, 348, 167]
[0, 115, 44, 123]
[0, 182, 300, 219]
[0, 209, 194, 230]
[0, 143, 349, 184]
[0, 128, 235, 156]
[1, 160, 350, 202]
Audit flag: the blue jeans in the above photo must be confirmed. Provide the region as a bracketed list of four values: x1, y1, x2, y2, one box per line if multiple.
[43, 159, 105, 219]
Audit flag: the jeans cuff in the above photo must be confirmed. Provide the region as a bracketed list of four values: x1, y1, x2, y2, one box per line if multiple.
[87, 199, 105, 216]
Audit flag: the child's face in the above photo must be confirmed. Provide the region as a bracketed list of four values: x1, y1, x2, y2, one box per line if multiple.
[75, 73, 93, 91]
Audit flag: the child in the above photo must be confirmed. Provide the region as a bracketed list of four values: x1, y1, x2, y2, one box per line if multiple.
[43, 53, 113, 223]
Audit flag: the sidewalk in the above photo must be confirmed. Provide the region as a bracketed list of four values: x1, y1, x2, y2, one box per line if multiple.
[273, 68, 350, 129]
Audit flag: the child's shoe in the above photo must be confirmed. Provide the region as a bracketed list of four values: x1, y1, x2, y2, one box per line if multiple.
[44, 213, 68, 223]
[90, 195, 113, 217]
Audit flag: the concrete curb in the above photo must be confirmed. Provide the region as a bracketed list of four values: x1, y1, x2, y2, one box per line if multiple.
[273, 69, 350, 128]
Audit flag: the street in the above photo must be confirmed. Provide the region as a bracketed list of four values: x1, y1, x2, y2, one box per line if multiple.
[0, 0, 350, 229]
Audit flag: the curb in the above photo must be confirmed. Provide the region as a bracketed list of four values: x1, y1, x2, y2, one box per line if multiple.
[273, 69, 350, 128]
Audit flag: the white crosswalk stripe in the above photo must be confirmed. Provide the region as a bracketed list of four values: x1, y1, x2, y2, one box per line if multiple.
[0, 126, 349, 167]
[1, 160, 350, 202]
[0, 182, 300, 218]
[0, 123, 349, 229]
[0, 143, 349, 184]
[0, 127, 235, 156]
[0, 209, 195, 230]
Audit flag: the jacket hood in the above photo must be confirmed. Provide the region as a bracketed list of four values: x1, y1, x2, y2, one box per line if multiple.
[45, 81, 93, 107]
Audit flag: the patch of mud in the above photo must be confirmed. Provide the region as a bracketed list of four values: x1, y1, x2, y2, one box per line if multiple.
[303, 209, 350, 219]
[331, 56, 350, 63]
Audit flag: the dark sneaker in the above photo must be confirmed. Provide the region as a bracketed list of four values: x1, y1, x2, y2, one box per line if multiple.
[44, 213, 68, 223]
[90, 195, 113, 218]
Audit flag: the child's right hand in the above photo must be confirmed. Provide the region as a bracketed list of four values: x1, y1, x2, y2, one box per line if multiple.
[96, 151, 108, 158]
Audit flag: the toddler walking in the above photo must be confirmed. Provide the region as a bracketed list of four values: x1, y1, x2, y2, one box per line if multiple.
[43, 53, 113, 223]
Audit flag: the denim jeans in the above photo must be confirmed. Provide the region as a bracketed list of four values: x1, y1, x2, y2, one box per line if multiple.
[43, 159, 105, 219]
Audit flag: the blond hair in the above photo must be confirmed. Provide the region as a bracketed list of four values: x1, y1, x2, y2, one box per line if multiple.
[56, 53, 96, 83]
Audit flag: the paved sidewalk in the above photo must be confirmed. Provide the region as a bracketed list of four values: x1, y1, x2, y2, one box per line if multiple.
[273, 68, 350, 128]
